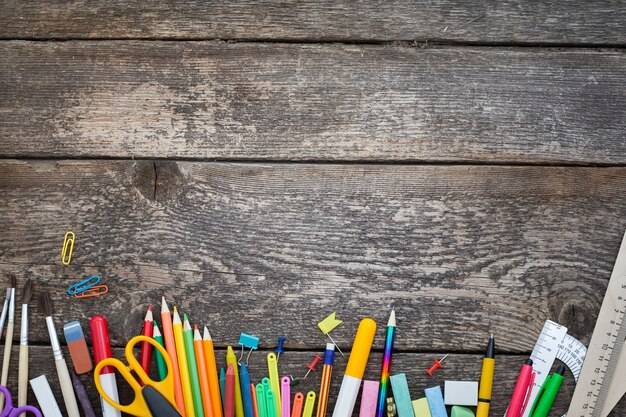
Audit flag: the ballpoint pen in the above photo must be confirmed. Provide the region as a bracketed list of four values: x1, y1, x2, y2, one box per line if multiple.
[528, 365, 565, 417]
[505, 358, 535, 417]
[477, 334, 495, 417]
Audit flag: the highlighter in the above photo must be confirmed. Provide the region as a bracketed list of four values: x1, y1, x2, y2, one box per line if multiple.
[528, 365, 565, 417]
[331, 318, 377, 417]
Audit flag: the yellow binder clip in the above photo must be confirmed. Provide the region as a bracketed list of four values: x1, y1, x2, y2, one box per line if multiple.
[61, 231, 75, 265]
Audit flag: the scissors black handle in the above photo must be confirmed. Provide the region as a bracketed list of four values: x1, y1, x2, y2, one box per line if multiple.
[143, 386, 182, 417]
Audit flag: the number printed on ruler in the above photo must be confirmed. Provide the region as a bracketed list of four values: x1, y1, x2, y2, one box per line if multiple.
[522, 321, 567, 417]
[567, 231, 626, 417]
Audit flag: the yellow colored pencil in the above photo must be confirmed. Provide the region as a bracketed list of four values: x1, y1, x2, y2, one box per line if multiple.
[174, 307, 196, 417]
[226, 346, 244, 417]
[203, 326, 223, 417]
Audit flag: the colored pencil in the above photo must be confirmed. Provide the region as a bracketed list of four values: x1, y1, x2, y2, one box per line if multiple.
[152, 322, 168, 381]
[376, 310, 396, 417]
[226, 346, 245, 417]
[203, 326, 223, 417]
[225, 365, 236, 417]
[316, 343, 335, 417]
[194, 325, 214, 417]
[240, 363, 255, 417]
[140, 305, 154, 375]
[173, 307, 196, 417]
[162, 297, 187, 416]
[184, 315, 204, 417]
[220, 368, 226, 408]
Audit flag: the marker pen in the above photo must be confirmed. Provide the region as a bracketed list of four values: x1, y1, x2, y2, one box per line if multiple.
[90, 315, 121, 417]
[331, 318, 377, 417]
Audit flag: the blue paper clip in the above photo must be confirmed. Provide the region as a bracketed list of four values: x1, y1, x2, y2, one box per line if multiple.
[67, 275, 100, 295]
[238, 332, 260, 364]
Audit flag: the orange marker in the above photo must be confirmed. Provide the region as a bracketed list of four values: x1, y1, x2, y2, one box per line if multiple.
[203, 326, 224, 417]
[292, 393, 304, 417]
[161, 297, 186, 416]
[194, 325, 215, 417]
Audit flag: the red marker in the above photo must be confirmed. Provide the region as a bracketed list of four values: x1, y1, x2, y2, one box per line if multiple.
[90, 315, 121, 417]
[505, 358, 536, 417]
[140, 305, 154, 376]
[225, 364, 236, 417]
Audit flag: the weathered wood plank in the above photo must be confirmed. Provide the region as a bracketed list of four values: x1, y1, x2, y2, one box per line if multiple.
[1, 160, 625, 354]
[7, 347, 625, 416]
[1, 42, 625, 163]
[1, 1, 625, 45]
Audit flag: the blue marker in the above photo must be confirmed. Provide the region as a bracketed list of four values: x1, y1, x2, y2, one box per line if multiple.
[240, 363, 255, 417]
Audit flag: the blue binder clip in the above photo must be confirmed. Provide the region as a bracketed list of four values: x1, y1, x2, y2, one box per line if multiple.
[238, 332, 260, 365]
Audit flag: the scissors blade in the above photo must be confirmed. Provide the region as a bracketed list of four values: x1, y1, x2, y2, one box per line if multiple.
[143, 386, 182, 417]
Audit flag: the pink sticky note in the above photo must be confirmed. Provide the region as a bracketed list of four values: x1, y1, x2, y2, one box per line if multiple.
[360, 380, 380, 417]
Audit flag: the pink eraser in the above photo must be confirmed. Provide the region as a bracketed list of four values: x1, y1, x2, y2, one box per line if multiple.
[360, 380, 380, 417]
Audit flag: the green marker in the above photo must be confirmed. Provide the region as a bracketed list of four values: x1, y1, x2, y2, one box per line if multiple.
[152, 322, 168, 381]
[529, 365, 565, 417]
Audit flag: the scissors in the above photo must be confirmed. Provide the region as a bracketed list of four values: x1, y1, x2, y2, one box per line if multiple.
[94, 335, 182, 417]
[0, 386, 42, 417]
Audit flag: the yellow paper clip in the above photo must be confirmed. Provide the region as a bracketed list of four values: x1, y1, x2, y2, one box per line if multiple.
[74, 285, 108, 298]
[61, 231, 75, 265]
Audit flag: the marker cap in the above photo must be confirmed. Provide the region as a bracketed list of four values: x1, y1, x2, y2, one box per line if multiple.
[345, 318, 376, 379]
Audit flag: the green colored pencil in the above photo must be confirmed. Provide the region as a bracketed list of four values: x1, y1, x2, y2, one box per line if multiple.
[152, 322, 168, 381]
[183, 314, 205, 417]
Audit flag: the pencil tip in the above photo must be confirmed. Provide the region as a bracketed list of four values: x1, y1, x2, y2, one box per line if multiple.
[161, 296, 169, 312]
[388, 309, 396, 326]
[203, 326, 212, 340]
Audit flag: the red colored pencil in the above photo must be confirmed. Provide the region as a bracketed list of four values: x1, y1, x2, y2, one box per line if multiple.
[225, 364, 236, 417]
[140, 305, 154, 375]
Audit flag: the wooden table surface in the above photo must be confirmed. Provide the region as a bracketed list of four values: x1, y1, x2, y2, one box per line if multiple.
[1, 1, 625, 415]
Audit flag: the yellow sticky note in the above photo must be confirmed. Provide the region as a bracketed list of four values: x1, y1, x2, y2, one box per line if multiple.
[412, 398, 431, 417]
[318, 312, 342, 334]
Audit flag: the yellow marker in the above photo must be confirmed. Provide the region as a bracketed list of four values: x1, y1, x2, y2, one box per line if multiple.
[303, 392, 316, 417]
[173, 307, 196, 417]
[331, 318, 377, 417]
[267, 353, 282, 416]
[226, 346, 245, 417]
[411, 398, 431, 417]
[317, 313, 345, 357]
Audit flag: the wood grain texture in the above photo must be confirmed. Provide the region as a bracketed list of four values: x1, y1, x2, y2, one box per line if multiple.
[1, 1, 625, 45]
[1, 42, 625, 163]
[10, 346, 626, 416]
[1, 160, 625, 354]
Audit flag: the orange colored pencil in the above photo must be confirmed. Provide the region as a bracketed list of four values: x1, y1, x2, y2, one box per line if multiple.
[161, 297, 187, 416]
[203, 326, 223, 417]
[194, 325, 214, 417]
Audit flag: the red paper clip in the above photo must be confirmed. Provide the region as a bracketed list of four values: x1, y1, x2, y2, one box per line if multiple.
[74, 285, 108, 298]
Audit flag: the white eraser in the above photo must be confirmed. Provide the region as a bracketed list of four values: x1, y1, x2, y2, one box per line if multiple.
[30, 375, 63, 417]
[444, 381, 478, 406]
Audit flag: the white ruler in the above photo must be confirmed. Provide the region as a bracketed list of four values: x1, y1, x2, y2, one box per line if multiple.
[567, 231, 626, 417]
[522, 320, 569, 417]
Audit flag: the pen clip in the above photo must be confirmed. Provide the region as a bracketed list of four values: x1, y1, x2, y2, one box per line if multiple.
[520, 370, 537, 417]
[528, 374, 550, 417]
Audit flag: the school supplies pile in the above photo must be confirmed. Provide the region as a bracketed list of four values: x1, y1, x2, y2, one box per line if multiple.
[1, 231, 625, 417]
